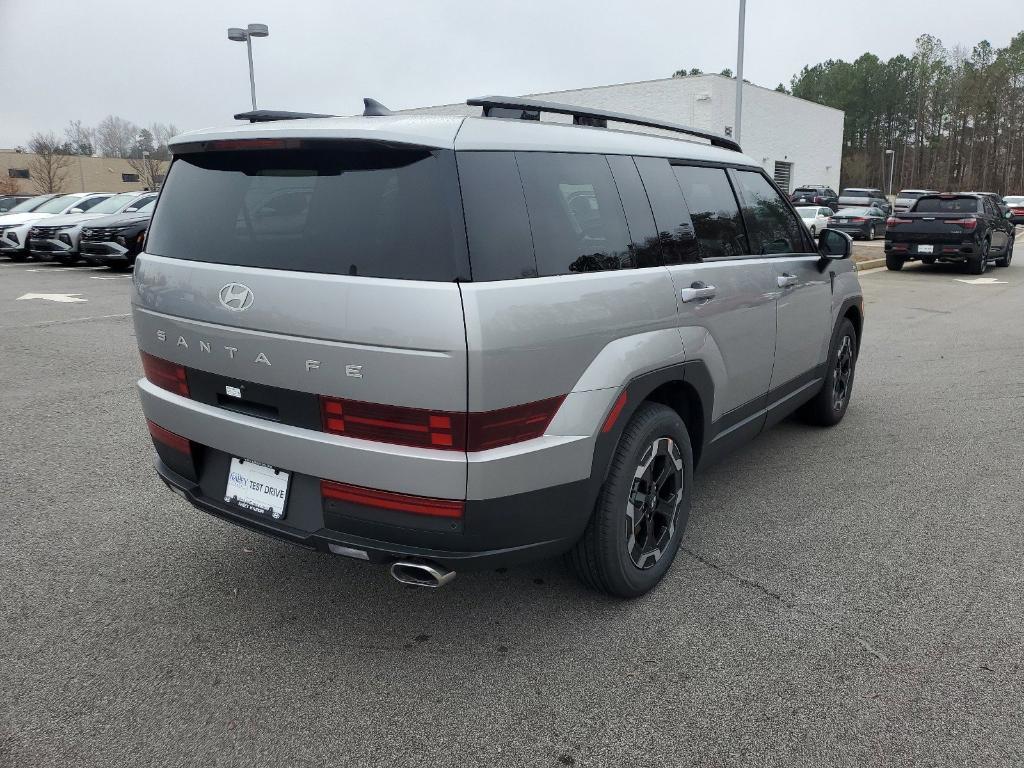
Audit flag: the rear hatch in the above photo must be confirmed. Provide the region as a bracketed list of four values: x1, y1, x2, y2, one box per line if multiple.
[133, 137, 471, 441]
[886, 196, 981, 245]
[838, 190, 872, 209]
[791, 188, 824, 205]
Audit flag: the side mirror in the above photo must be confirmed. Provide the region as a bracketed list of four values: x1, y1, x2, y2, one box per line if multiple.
[818, 228, 852, 260]
[1005, 211, 1014, 220]
[69, 208, 84, 214]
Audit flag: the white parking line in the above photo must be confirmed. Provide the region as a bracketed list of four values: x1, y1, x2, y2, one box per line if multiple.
[24, 266, 106, 273]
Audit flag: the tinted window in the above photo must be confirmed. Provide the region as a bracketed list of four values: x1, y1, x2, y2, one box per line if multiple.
[734, 170, 811, 254]
[840, 189, 869, 197]
[606, 155, 660, 269]
[78, 196, 111, 212]
[672, 165, 748, 259]
[458, 152, 536, 280]
[148, 147, 467, 281]
[516, 152, 632, 275]
[912, 197, 979, 214]
[633, 156, 698, 264]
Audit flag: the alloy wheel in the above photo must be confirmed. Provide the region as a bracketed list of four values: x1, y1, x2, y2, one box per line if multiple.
[625, 437, 684, 570]
[832, 335, 854, 411]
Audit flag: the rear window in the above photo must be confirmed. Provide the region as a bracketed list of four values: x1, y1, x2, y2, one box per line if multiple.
[147, 146, 467, 281]
[912, 197, 979, 214]
[897, 191, 927, 200]
[516, 152, 633, 276]
[793, 187, 820, 194]
[840, 189, 870, 197]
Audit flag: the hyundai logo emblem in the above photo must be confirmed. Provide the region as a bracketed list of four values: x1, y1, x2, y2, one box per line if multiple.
[219, 283, 254, 312]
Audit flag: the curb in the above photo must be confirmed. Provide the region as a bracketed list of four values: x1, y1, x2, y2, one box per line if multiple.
[856, 258, 886, 271]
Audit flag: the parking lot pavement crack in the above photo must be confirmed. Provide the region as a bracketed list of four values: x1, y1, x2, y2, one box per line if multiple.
[680, 547, 794, 608]
[682, 546, 894, 666]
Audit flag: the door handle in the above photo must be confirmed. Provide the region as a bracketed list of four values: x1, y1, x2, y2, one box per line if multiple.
[777, 273, 799, 288]
[680, 282, 717, 303]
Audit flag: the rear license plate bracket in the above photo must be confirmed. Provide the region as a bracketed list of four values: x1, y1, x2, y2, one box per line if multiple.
[224, 457, 290, 520]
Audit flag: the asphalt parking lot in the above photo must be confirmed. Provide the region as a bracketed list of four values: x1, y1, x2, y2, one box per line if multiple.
[1, 257, 1022, 767]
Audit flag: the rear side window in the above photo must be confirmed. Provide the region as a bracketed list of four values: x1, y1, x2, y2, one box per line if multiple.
[606, 155, 661, 268]
[147, 147, 467, 281]
[912, 197, 979, 214]
[733, 170, 811, 254]
[516, 152, 632, 275]
[457, 152, 537, 281]
[633, 156, 699, 265]
[672, 165, 748, 259]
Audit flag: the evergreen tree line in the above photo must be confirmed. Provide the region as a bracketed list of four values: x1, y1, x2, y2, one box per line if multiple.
[789, 32, 1024, 195]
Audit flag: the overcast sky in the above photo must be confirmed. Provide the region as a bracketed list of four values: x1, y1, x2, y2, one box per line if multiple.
[3, 0, 1024, 148]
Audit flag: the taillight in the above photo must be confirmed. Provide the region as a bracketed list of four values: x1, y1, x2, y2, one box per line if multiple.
[466, 396, 565, 451]
[146, 419, 191, 455]
[849, 217, 867, 223]
[319, 394, 565, 452]
[813, 196, 823, 203]
[321, 479, 464, 518]
[320, 397, 466, 450]
[140, 351, 189, 397]
[944, 218, 977, 230]
[887, 217, 912, 226]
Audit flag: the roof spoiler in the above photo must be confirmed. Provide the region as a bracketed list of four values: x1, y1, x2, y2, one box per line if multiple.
[233, 109, 335, 123]
[466, 95, 742, 152]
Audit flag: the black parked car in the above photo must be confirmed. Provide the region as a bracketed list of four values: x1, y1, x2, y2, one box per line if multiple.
[828, 206, 887, 240]
[790, 185, 839, 211]
[885, 193, 1014, 274]
[79, 198, 156, 270]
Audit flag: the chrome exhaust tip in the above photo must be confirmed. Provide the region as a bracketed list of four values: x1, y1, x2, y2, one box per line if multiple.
[390, 560, 456, 588]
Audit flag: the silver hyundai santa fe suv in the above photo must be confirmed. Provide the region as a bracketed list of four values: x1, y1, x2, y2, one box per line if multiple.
[134, 97, 863, 597]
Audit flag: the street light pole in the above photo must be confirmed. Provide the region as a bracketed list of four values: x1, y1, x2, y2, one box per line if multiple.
[228, 24, 269, 111]
[734, 0, 747, 144]
[886, 149, 895, 199]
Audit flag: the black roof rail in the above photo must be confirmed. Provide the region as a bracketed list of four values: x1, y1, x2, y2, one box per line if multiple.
[466, 95, 742, 153]
[233, 109, 335, 123]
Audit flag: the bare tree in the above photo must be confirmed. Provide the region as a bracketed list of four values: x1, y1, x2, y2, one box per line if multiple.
[0, 176, 20, 196]
[27, 132, 73, 194]
[63, 120, 96, 156]
[126, 154, 167, 190]
[95, 115, 139, 158]
[150, 122, 180, 159]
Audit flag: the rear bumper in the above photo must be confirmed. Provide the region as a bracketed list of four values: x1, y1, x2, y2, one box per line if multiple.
[155, 452, 592, 570]
[884, 240, 979, 258]
[139, 378, 606, 569]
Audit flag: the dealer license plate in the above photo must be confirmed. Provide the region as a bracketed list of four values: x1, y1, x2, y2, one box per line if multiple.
[224, 458, 290, 520]
[918, 245, 934, 254]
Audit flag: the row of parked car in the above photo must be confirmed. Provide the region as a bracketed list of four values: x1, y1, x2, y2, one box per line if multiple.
[0, 191, 156, 270]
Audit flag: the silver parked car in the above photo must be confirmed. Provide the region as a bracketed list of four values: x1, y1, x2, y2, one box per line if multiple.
[838, 187, 891, 214]
[133, 97, 864, 597]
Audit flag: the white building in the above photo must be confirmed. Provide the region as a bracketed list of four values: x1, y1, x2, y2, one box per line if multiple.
[405, 74, 844, 193]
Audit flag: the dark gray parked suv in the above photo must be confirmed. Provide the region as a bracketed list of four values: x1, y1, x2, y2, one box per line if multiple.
[133, 97, 864, 597]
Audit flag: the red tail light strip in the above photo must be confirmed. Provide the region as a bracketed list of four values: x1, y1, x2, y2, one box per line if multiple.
[146, 419, 192, 455]
[321, 479, 464, 518]
[319, 395, 564, 452]
[140, 351, 189, 397]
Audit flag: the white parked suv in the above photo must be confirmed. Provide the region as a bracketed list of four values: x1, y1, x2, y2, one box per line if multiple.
[0, 193, 112, 261]
[29, 191, 156, 264]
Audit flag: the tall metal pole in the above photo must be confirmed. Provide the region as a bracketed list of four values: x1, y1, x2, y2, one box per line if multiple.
[734, 0, 746, 144]
[246, 36, 257, 110]
[888, 150, 895, 198]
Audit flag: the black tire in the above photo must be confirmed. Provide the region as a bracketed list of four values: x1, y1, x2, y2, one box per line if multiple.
[885, 253, 905, 271]
[107, 262, 132, 272]
[867, 224, 876, 241]
[968, 241, 989, 274]
[8, 252, 29, 262]
[799, 318, 858, 427]
[568, 403, 693, 598]
[921, 257, 936, 265]
[995, 235, 1014, 267]
[809, 225, 817, 237]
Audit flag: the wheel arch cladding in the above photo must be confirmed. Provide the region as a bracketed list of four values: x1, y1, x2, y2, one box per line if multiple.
[840, 299, 863, 354]
[590, 362, 712, 496]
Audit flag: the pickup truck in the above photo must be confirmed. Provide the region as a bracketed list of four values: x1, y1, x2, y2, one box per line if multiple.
[884, 193, 1015, 274]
